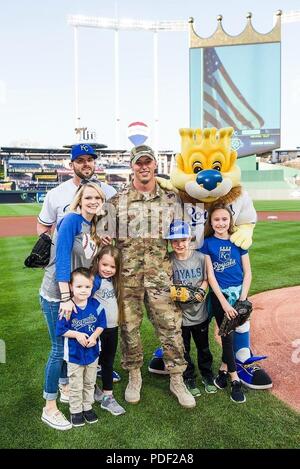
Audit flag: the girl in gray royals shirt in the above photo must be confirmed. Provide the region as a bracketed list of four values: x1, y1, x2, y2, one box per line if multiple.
[166, 220, 217, 397]
[91, 246, 126, 416]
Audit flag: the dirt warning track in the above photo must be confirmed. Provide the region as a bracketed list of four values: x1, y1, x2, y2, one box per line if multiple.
[0, 216, 37, 237]
[1, 211, 300, 238]
[250, 287, 300, 413]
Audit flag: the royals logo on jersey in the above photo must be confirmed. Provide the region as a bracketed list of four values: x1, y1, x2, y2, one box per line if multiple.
[185, 203, 206, 248]
[219, 246, 231, 261]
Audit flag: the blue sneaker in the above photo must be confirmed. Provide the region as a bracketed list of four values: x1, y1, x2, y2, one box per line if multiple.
[148, 348, 169, 375]
[112, 370, 121, 382]
[236, 356, 273, 390]
[153, 347, 164, 359]
[97, 365, 121, 383]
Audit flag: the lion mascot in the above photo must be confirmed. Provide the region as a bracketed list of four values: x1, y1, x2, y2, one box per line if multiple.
[150, 127, 272, 390]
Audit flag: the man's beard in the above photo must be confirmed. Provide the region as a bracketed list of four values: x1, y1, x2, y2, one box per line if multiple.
[73, 166, 95, 180]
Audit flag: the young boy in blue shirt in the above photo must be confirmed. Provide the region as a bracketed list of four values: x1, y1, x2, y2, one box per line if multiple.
[56, 267, 107, 427]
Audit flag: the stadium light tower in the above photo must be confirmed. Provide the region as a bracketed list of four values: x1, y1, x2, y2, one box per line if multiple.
[67, 15, 188, 151]
[280, 10, 300, 23]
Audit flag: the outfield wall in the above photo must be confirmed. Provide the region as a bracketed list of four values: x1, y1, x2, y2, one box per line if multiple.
[245, 187, 300, 200]
[0, 191, 45, 204]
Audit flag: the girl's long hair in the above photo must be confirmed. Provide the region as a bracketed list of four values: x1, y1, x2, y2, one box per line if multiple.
[204, 202, 234, 238]
[69, 182, 105, 246]
[91, 245, 124, 325]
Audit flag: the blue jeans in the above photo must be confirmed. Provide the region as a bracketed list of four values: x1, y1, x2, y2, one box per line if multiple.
[40, 296, 68, 400]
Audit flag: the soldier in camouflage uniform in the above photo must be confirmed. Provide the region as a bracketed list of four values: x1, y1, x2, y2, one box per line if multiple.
[106, 145, 196, 408]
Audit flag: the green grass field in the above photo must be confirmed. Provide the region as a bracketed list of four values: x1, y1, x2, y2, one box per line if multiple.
[0, 203, 41, 217]
[0, 222, 299, 449]
[0, 200, 299, 218]
[253, 200, 300, 211]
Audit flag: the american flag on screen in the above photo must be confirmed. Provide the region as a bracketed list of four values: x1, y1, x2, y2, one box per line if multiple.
[203, 47, 264, 130]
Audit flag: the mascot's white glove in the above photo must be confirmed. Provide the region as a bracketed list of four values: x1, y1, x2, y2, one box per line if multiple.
[230, 224, 255, 250]
[156, 177, 178, 193]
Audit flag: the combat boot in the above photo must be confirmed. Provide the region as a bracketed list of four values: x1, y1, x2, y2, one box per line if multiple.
[125, 368, 142, 404]
[170, 374, 196, 408]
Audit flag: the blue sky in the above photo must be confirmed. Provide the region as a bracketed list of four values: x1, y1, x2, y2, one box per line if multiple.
[0, 0, 299, 151]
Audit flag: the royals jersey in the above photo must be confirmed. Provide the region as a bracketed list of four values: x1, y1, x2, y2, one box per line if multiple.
[92, 274, 118, 328]
[201, 236, 247, 289]
[56, 297, 107, 365]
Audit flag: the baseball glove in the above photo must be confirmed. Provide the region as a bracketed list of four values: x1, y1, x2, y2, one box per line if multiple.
[24, 233, 53, 268]
[170, 284, 206, 303]
[218, 299, 253, 336]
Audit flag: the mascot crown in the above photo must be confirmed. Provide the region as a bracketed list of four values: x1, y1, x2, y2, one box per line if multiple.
[179, 127, 235, 159]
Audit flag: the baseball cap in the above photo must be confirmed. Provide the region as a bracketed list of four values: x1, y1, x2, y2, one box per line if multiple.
[130, 145, 156, 165]
[71, 143, 97, 162]
[165, 220, 191, 240]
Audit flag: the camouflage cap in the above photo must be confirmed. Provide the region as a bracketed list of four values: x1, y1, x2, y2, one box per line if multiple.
[130, 145, 156, 165]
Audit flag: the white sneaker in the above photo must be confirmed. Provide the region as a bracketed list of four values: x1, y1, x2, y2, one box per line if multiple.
[59, 384, 69, 403]
[41, 408, 72, 431]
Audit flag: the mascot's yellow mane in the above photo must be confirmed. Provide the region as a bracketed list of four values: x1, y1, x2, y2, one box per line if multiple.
[178, 127, 236, 172]
[171, 127, 241, 203]
[163, 126, 257, 249]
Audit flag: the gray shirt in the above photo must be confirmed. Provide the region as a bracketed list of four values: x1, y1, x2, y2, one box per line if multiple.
[170, 250, 208, 326]
[40, 214, 96, 301]
[93, 278, 118, 328]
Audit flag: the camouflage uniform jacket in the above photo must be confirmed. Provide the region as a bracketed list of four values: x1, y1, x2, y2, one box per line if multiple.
[107, 182, 182, 288]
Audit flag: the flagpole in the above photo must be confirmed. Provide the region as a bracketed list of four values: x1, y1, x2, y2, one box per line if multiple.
[199, 47, 203, 128]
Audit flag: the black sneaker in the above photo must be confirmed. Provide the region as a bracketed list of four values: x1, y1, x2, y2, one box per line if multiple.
[83, 409, 98, 424]
[214, 370, 228, 389]
[71, 412, 85, 427]
[230, 380, 246, 403]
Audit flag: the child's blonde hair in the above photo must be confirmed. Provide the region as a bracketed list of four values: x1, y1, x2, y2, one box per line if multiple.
[69, 182, 105, 246]
[204, 202, 234, 238]
[91, 245, 124, 324]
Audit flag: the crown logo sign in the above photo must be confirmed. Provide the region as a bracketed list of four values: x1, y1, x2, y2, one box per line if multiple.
[179, 127, 235, 159]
